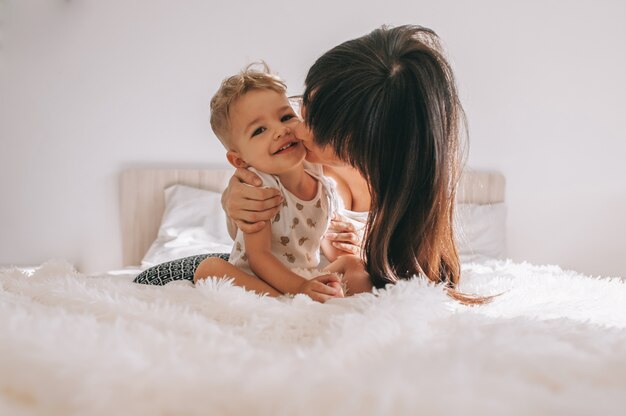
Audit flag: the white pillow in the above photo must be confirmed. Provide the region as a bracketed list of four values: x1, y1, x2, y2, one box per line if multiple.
[454, 203, 507, 263]
[141, 185, 233, 268]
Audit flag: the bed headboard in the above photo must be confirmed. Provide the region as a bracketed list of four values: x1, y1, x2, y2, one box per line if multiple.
[120, 168, 235, 267]
[120, 168, 505, 267]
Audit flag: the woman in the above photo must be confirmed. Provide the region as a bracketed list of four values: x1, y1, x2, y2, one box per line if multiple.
[222, 24, 475, 300]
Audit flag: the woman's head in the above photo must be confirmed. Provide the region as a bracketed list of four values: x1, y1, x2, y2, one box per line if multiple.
[293, 112, 344, 167]
[302, 25, 466, 289]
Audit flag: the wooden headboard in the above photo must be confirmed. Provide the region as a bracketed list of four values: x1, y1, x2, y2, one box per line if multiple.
[120, 168, 505, 267]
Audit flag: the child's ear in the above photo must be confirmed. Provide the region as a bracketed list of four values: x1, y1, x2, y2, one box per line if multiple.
[226, 151, 249, 169]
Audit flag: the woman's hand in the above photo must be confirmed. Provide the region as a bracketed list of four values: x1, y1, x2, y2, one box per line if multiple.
[324, 213, 363, 256]
[296, 274, 344, 303]
[222, 168, 284, 234]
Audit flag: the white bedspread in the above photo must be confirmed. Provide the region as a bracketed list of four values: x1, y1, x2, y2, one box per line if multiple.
[1, 260, 625, 416]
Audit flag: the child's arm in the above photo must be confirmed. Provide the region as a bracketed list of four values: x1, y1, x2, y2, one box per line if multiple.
[244, 225, 342, 300]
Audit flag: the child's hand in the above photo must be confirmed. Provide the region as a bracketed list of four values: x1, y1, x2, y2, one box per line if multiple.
[297, 274, 344, 303]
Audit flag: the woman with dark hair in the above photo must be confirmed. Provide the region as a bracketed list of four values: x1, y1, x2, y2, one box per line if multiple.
[221, 25, 479, 302]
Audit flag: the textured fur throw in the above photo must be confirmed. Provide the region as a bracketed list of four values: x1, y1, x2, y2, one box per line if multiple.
[1, 260, 625, 415]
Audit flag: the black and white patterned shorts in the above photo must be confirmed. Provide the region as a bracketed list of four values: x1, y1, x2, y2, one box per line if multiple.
[133, 253, 230, 286]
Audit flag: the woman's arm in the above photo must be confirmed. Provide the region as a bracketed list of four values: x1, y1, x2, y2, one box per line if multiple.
[221, 168, 284, 236]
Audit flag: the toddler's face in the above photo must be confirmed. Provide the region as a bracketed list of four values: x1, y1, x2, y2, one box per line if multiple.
[228, 89, 305, 175]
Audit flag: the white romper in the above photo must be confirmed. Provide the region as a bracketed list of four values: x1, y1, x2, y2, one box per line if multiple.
[228, 162, 341, 276]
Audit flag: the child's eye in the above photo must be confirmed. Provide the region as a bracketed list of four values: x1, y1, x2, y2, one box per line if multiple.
[281, 114, 295, 122]
[251, 127, 266, 137]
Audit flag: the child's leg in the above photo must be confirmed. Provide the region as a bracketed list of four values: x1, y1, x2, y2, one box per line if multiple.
[194, 257, 282, 297]
[323, 255, 373, 296]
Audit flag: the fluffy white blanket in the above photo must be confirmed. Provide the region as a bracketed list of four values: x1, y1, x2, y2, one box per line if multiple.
[1, 260, 625, 416]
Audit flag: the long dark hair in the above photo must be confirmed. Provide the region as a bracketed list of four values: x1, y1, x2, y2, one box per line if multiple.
[303, 25, 478, 300]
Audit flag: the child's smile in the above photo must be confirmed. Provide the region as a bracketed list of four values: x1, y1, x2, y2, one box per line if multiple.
[272, 140, 300, 155]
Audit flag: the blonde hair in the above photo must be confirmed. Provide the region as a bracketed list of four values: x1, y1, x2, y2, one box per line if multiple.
[210, 63, 287, 148]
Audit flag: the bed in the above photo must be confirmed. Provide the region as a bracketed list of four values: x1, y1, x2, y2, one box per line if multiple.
[1, 169, 625, 416]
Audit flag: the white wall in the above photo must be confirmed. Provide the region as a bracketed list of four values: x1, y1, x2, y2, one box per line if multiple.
[1, 0, 625, 276]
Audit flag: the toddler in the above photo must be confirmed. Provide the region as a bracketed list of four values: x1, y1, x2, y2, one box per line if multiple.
[194, 65, 367, 302]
